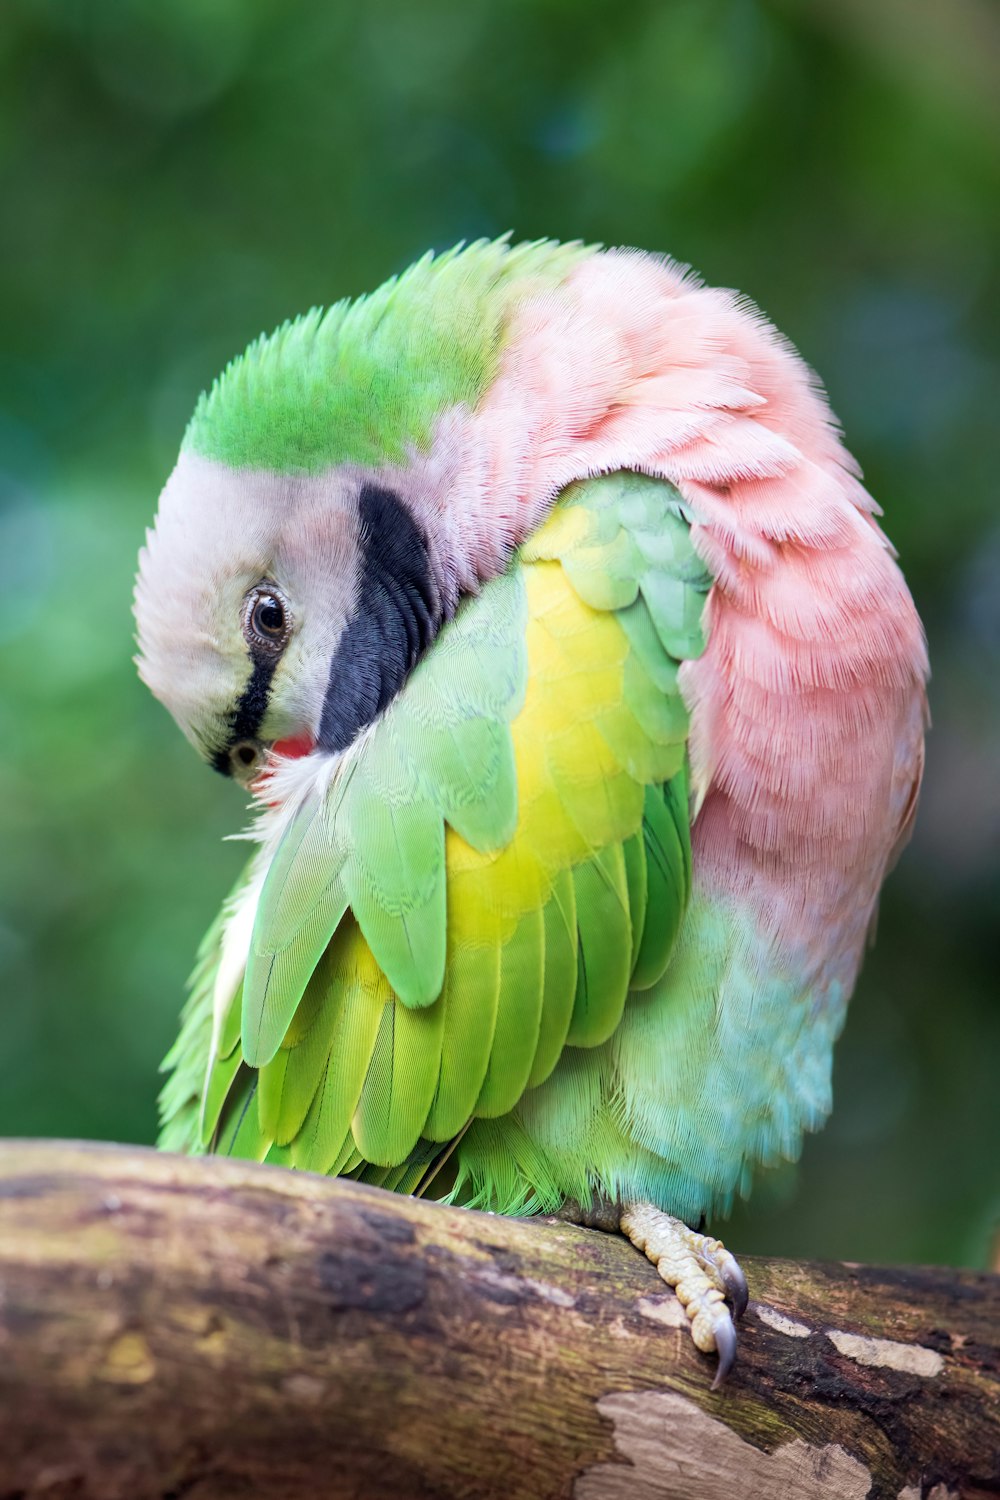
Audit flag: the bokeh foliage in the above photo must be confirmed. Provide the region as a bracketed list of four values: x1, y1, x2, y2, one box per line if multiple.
[2, 0, 997, 1266]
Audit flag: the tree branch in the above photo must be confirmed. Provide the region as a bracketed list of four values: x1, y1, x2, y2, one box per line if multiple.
[0, 1141, 997, 1499]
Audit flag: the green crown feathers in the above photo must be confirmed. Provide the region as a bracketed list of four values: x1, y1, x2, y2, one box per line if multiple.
[183, 237, 594, 475]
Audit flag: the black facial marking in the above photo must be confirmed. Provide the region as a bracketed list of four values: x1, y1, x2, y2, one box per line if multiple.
[212, 650, 279, 776]
[318, 483, 441, 753]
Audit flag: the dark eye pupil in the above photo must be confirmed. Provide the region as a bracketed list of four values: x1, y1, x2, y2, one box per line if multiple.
[254, 597, 284, 636]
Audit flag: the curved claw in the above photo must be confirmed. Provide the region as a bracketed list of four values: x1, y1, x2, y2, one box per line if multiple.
[719, 1254, 749, 1321]
[710, 1312, 738, 1391]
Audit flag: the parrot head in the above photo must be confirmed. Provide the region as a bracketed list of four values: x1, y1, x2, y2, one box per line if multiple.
[134, 449, 443, 786]
[134, 240, 592, 784]
[134, 242, 575, 785]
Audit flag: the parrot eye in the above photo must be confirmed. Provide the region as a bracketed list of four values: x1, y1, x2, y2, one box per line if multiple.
[243, 586, 291, 651]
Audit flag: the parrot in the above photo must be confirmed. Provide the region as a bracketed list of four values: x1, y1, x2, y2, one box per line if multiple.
[134, 238, 928, 1384]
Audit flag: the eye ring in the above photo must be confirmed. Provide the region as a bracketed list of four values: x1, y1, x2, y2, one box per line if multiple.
[242, 585, 292, 652]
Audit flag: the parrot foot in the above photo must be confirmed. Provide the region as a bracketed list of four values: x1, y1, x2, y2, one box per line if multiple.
[620, 1201, 747, 1389]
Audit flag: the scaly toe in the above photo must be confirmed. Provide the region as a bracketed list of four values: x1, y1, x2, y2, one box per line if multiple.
[688, 1234, 749, 1322]
[620, 1202, 745, 1388]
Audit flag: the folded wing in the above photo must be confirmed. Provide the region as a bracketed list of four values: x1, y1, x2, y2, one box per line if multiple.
[160, 471, 713, 1177]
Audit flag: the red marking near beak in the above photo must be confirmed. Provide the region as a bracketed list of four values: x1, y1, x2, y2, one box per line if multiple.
[272, 735, 315, 761]
[253, 735, 316, 803]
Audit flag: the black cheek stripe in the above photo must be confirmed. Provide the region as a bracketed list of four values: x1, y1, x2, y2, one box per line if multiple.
[318, 482, 441, 754]
[212, 651, 279, 776]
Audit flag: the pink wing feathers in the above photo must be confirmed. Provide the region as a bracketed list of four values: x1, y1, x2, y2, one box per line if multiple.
[451, 248, 928, 1011]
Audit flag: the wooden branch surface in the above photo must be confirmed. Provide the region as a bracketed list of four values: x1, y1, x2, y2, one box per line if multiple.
[0, 1141, 997, 1499]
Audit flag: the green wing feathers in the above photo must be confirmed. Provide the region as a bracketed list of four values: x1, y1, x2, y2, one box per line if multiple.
[159, 471, 712, 1201]
[242, 568, 526, 1065]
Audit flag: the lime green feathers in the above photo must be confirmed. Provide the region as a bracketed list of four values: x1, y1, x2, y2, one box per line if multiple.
[160, 470, 713, 1208]
[242, 563, 526, 1064]
[183, 239, 594, 475]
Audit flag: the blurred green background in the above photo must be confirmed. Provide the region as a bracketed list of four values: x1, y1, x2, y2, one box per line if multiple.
[2, 0, 998, 1268]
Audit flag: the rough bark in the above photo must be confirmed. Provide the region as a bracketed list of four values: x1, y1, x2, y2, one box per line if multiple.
[0, 1140, 997, 1500]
